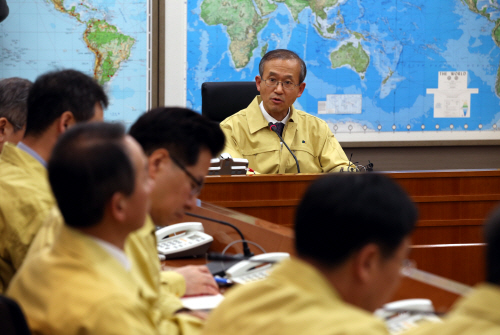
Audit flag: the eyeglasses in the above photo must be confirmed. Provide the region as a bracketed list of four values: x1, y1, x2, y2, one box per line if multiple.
[263, 78, 300, 90]
[170, 156, 204, 196]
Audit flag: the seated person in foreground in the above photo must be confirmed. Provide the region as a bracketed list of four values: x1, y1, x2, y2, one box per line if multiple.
[406, 206, 500, 335]
[0, 77, 32, 151]
[220, 49, 352, 174]
[127, 107, 226, 316]
[8, 123, 200, 335]
[202, 173, 417, 335]
[0, 69, 107, 293]
[26, 108, 225, 331]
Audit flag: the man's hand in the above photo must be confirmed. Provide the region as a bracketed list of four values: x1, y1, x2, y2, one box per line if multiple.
[174, 265, 219, 296]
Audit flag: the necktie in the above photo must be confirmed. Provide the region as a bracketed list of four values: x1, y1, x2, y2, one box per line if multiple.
[273, 122, 285, 137]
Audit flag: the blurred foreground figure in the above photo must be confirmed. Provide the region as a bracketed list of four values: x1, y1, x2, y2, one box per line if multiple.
[405, 205, 500, 335]
[203, 173, 417, 335]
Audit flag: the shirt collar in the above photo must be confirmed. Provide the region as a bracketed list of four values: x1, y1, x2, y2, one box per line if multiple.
[91, 236, 131, 271]
[259, 101, 291, 124]
[17, 141, 47, 168]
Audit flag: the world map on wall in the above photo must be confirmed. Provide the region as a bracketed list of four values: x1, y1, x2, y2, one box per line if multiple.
[0, 0, 149, 126]
[187, 0, 500, 138]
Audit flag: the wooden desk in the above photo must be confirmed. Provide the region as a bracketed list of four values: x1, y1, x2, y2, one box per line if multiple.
[199, 170, 500, 246]
[169, 202, 482, 311]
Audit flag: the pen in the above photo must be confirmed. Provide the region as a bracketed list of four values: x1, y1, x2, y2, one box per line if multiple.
[214, 276, 232, 285]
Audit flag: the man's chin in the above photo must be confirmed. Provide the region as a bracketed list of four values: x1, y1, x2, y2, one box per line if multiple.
[169, 212, 184, 224]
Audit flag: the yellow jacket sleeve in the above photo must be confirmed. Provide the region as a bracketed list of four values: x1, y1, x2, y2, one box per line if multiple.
[126, 218, 187, 317]
[220, 122, 245, 159]
[0, 143, 56, 293]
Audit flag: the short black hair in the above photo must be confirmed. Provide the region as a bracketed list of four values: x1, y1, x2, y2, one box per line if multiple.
[0, 77, 32, 131]
[259, 49, 307, 83]
[129, 107, 225, 166]
[485, 206, 500, 284]
[295, 173, 417, 267]
[48, 122, 134, 228]
[25, 69, 108, 137]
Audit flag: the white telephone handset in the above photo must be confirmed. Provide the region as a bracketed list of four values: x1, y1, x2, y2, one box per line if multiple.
[374, 299, 441, 334]
[156, 222, 213, 259]
[225, 252, 290, 284]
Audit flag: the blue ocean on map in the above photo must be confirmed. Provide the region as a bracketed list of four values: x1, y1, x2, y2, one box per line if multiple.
[0, 1, 148, 126]
[187, 0, 500, 136]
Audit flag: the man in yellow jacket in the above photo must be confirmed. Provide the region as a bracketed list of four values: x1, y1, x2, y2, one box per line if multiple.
[127, 107, 226, 317]
[220, 49, 352, 174]
[8, 122, 202, 335]
[202, 173, 417, 335]
[0, 69, 107, 293]
[405, 206, 500, 335]
[26, 107, 225, 330]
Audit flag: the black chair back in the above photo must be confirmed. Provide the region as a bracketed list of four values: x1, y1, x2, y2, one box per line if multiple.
[201, 82, 259, 123]
[0, 295, 31, 335]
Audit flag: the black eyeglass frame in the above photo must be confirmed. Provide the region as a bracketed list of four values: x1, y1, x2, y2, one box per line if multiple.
[170, 155, 204, 196]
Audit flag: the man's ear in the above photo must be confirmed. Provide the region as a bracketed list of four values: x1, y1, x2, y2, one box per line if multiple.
[297, 82, 306, 97]
[255, 76, 262, 92]
[58, 111, 76, 133]
[147, 148, 170, 179]
[109, 192, 127, 222]
[353, 243, 380, 284]
[0, 117, 8, 140]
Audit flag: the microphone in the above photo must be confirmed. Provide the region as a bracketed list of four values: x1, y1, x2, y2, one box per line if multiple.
[342, 153, 358, 172]
[185, 212, 254, 257]
[367, 160, 374, 172]
[268, 122, 301, 173]
[207, 252, 278, 264]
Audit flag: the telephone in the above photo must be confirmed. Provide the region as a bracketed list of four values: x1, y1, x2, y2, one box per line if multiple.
[225, 252, 290, 284]
[209, 153, 248, 175]
[374, 299, 441, 334]
[156, 222, 213, 259]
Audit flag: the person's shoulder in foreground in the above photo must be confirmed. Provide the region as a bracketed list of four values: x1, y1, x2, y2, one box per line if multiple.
[203, 173, 418, 335]
[404, 205, 500, 335]
[203, 257, 389, 335]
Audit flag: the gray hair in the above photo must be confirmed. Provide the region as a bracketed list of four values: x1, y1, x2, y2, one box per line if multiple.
[259, 49, 307, 84]
[0, 77, 32, 131]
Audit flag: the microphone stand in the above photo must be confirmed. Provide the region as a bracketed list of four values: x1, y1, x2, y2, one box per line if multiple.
[185, 212, 254, 257]
[268, 122, 301, 173]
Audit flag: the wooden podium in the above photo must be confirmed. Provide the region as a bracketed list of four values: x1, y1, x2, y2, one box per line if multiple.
[194, 169, 500, 289]
[199, 170, 500, 241]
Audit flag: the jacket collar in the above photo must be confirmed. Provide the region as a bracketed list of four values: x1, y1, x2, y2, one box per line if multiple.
[247, 96, 296, 135]
[0, 142, 47, 178]
[52, 225, 142, 294]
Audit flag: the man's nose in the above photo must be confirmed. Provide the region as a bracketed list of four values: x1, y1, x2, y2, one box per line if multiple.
[274, 82, 284, 94]
[185, 194, 197, 210]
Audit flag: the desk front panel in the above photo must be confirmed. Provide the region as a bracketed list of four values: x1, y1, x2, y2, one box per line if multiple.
[199, 170, 500, 245]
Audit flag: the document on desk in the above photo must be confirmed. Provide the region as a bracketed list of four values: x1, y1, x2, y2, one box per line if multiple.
[181, 294, 225, 310]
